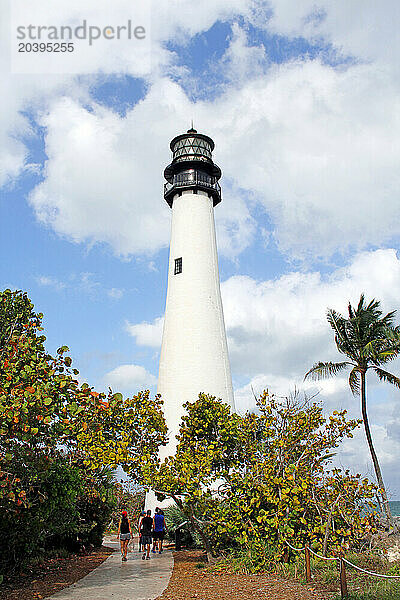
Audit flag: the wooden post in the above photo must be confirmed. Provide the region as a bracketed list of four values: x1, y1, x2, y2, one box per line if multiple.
[339, 555, 348, 599]
[305, 545, 312, 583]
[283, 548, 290, 563]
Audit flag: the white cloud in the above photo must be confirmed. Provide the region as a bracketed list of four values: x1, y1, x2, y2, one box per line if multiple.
[0, 0, 262, 186]
[218, 22, 269, 86]
[265, 1, 400, 70]
[26, 48, 400, 261]
[36, 275, 66, 291]
[234, 373, 349, 414]
[10, 0, 154, 77]
[152, 0, 264, 43]
[215, 185, 257, 259]
[2, 3, 399, 261]
[126, 248, 400, 383]
[108, 287, 124, 300]
[0, 0, 91, 185]
[126, 316, 164, 348]
[27, 78, 258, 259]
[337, 423, 400, 498]
[208, 57, 400, 260]
[36, 271, 124, 300]
[223, 248, 400, 495]
[104, 363, 156, 391]
[29, 87, 179, 256]
[222, 248, 400, 378]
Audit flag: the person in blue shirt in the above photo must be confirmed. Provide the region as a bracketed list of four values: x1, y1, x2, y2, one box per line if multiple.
[152, 508, 168, 554]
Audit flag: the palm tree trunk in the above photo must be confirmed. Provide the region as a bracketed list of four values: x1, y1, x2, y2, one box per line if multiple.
[361, 371, 394, 527]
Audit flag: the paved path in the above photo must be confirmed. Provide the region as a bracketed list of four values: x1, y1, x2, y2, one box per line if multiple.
[47, 539, 173, 600]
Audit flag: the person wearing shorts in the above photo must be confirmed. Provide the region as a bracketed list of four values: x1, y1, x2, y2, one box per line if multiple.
[152, 509, 167, 554]
[141, 510, 153, 560]
[117, 510, 132, 561]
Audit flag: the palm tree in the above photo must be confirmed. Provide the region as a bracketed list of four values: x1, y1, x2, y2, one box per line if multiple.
[305, 294, 400, 527]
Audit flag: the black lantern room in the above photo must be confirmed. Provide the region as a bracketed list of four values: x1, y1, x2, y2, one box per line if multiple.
[164, 128, 222, 207]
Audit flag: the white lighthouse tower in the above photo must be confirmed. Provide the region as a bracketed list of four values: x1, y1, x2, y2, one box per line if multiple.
[158, 127, 235, 454]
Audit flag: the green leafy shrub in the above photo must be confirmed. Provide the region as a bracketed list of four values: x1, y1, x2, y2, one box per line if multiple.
[0, 453, 82, 571]
[0, 290, 164, 574]
[164, 504, 201, 547]
[149, 391, 379, 565]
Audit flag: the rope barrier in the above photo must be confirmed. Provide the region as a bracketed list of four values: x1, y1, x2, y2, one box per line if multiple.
[342, 558, 400, 579]
[308, 547, 337, 561]
[281, 537, 400, 600]
[284, 540, 306, 552]
[284, 541, 400, 576]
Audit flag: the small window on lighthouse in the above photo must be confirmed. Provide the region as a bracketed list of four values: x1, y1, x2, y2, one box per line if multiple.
[174, 257, 182, 275]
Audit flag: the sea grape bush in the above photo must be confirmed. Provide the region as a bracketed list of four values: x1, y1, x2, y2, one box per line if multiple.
[149, 391, 379, 563]
[0, 290, 166, 572]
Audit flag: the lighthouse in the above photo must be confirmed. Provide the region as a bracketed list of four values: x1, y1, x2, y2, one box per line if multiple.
[158, 128, 235, 454]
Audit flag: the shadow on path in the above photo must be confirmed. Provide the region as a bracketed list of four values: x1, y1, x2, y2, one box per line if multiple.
[47, 538, 173, 600]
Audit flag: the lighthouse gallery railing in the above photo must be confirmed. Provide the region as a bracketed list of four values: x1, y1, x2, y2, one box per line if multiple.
[164, 170, 221, 197]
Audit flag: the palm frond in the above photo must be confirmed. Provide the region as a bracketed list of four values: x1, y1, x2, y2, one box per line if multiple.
[327, 309, 358, 359]
[327, 309, 346, 335]
[348, 300, 356, 320]
[380, 310, 397, 328]
[348, 367, 360, 396]
[373, 367, 400, 389]
[366, 329, 400, 365]
[304, 361, 350, 381]
[365, 297, 381, 313]
[376, 349, 400, 363]
[362, 340, 380, 360]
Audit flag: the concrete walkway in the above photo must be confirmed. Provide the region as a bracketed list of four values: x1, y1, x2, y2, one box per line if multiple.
[47, 539, 173, 600]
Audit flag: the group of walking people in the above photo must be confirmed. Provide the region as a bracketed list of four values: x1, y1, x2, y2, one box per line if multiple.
[117, 507, 167, 562]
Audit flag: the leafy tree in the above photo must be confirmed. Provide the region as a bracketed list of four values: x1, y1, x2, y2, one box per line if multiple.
[147, 392, 377, 563]
[73, 467, 117, 548]
[0, 289, 166, 572]
[206, 392, 377, 562]
[0, 289, 167, 511]
[69, 390, 167, 479]
[304, 295, 400, 527]
[0, 290, 37, 359]
[108, 479, 145, 533]
[0, 454, 80, 571]
[147, 393, 242, 561]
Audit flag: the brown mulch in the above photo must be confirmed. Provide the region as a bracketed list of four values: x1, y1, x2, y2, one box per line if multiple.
[0, 546, 114, 600]
[156, 550, 335, 600]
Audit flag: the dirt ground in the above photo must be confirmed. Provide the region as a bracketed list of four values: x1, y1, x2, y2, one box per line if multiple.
[1, 546, 338, 600]
[156, 550, 335, 600]
[0, 546, 114, 600]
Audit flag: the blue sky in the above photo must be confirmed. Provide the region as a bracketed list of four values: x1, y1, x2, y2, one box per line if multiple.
[1, 0, 400, 497]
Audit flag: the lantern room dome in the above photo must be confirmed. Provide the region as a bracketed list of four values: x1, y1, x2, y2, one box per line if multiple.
[164, 128, 222, 207]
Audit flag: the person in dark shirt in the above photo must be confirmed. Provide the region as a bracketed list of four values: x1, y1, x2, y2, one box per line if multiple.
[140, 510, 153, 560]
[137, 510, 146, 553]
[117, 510, 132, 562]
